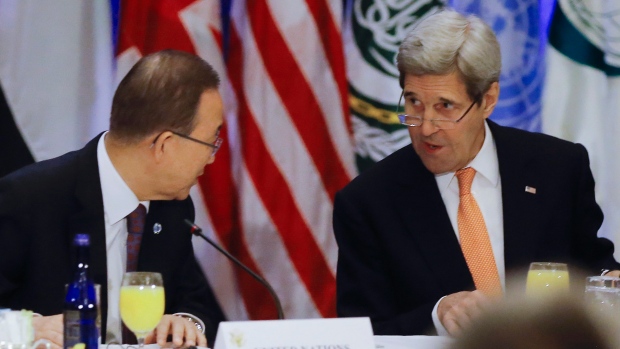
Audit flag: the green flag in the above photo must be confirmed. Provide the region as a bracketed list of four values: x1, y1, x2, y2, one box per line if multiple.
[345, 0, 444, 172]
[542, 0, 620, 256]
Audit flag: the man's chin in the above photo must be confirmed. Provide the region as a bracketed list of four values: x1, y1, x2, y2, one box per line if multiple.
[168, 181, 199, 200]
[179, 194, 191, 200]
[174, 189, 191, 200]
[419, 158, 453, 175]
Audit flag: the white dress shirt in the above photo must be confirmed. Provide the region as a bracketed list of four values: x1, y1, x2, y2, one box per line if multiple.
[97, 133, 150, 343]
[431, 121, 505, 335]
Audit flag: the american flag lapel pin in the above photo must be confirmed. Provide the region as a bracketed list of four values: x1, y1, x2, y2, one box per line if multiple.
[525, 186, 537, 194]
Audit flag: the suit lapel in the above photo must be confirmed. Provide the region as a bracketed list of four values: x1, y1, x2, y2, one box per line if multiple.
[489, 122, 544, 276]
[393, 149, 475, 294]
[67, 134, 109, 333]
[138, 199, 193, 271]
[140, 202, 167, 270]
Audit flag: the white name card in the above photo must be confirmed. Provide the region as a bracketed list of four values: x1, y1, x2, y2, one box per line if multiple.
[213, 317, 374, 349]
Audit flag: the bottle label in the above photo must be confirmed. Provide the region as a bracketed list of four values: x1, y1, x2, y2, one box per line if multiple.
[64, 309, 98, 349]
[64, 310, 82, 349]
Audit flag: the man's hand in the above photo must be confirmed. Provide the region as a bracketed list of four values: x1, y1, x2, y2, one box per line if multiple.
[145, 314, 207, 347]
[605, 270, 620, 277]
[32, 314, 63, 349]
[437, 290, 494, 337]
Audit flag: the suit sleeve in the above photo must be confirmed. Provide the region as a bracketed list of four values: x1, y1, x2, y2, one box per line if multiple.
[334, 190, 437, 335]
[570, 144, 620, 271]
[0, 175, 34, 309]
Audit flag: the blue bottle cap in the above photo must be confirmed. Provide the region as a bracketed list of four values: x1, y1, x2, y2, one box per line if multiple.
[74, 234, 90, 246]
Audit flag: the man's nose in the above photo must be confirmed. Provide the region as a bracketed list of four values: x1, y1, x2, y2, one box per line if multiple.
[419, 112, 439, 136]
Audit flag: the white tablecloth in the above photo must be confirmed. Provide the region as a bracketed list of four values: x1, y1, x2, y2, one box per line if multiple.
[100, 335, 451, 349]
[374, 335, 453, 349]
[101, 345, 208, 349]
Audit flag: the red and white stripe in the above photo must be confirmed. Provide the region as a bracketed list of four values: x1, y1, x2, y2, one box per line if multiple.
[116, 0, 355, 320]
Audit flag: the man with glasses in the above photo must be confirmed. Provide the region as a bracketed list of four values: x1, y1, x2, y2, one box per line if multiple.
[334, 10, 620, 337]
[0, 50, 224, 347]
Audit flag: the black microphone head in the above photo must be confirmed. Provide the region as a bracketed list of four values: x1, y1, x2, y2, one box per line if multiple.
[183, 219, 202, 236]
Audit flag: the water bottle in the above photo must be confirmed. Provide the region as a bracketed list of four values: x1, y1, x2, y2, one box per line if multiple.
[63, 234, 98, 349]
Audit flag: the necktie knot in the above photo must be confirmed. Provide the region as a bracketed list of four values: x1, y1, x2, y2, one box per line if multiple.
[456, 167, 476, 196]
[127, 204, 146, 234]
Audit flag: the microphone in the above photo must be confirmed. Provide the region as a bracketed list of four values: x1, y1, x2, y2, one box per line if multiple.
[184, 219, 285, 320]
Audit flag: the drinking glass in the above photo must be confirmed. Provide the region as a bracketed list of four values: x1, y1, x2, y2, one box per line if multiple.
[119, 272, 165, 347]
[0, 310, 51, 349]
[526, 262, 569, 296]
[585, 275, 620, 318]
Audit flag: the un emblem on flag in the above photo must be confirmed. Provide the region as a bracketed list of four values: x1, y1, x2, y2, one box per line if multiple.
[450, 0, 544, 132]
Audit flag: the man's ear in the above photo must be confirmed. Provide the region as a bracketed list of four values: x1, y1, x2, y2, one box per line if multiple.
[150, 131, 174, 163]
[482, 81, 500, 119]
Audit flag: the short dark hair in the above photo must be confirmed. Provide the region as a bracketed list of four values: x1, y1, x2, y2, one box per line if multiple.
[453, 297, 613, 349]
[110, 50, 220, 143]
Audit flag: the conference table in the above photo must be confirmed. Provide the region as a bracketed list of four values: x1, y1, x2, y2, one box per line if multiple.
[98, 336, 452, 349]
[111, 336, 453, 349]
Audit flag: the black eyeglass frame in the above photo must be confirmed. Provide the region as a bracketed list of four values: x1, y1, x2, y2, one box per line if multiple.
[167, 130, 224, 157]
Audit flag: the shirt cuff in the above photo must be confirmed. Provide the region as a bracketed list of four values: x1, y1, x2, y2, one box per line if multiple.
[173, 312, 206, 334]
[431, 296, 449, 336]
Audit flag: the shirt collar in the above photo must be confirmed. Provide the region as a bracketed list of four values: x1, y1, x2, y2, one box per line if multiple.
[436, 120, 499, 189]
[97, 132, 150, 225]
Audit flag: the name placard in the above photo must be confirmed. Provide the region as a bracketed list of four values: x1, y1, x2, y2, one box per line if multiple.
[213, 317, 374, 349]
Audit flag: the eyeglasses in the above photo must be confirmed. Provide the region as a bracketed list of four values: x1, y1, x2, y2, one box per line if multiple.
[169, 131, 224, 157]
[396, 91, 477, 130]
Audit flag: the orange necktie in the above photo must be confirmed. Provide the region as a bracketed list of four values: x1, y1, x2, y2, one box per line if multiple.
[456, 167, 502, 296]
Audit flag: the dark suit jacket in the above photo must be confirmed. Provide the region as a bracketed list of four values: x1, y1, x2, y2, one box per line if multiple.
[334, 120, 620, 335]
[0, 134, 220, 339]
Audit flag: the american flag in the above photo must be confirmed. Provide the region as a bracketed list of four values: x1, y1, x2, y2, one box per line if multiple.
[117, 0, 356, 320]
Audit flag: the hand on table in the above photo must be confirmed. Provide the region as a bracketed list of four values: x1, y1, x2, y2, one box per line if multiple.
[32, 314, 63, 349]
[437, 290, 495, 337]
[145, 314, 207, 348]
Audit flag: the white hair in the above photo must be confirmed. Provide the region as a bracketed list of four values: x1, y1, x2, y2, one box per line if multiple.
[396, 9, 501, 103]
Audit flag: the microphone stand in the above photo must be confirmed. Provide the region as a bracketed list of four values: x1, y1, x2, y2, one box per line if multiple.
[184, 219, 285, 320]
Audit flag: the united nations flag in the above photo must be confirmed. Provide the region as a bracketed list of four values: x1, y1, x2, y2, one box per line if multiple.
[449, 0, 545, 132]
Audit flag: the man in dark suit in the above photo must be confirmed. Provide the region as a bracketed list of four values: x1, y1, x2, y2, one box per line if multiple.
[334, 10, 620, 337]
[0, 50, 224, 347]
